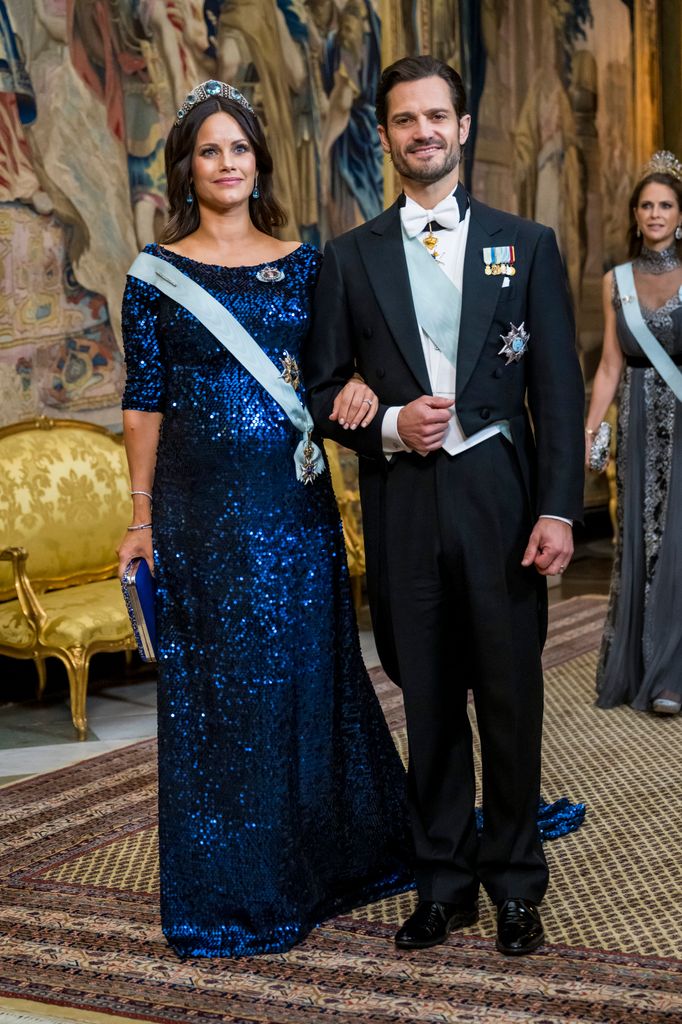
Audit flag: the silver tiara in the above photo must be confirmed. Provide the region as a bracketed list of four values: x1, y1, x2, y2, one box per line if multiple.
[175, 80, 253, 125]
[639, 150, 682, 183]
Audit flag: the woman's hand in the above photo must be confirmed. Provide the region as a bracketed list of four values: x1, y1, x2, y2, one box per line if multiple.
[117, 528, 154, 579]
[329, 376, 379, 430]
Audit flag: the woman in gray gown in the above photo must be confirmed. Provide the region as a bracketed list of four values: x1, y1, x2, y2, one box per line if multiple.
[586, 151, 682, 715]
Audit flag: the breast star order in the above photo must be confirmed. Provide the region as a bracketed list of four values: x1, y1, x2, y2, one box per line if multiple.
[498, 322, 530, 364]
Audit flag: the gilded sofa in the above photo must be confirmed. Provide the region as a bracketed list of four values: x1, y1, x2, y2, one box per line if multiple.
[0, 418, 136, 739]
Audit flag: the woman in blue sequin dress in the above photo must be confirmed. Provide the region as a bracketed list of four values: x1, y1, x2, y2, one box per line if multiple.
[116, 83, 413, 958]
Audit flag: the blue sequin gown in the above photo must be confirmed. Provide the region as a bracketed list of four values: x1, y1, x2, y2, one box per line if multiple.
[121, 243, 414, 958]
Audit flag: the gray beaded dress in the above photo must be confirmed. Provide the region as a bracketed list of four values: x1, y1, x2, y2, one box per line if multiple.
[596, 245, 682, 710]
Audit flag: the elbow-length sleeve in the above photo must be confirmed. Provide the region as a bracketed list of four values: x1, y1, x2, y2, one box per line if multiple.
[121, 273, 166, 412]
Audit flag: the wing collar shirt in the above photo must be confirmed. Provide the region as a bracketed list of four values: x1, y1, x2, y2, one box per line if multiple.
[382, 186, 506, 457]
[381, 186, 571, 526]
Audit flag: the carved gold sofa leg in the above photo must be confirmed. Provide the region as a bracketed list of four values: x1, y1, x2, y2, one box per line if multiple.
[62, 644, 90, 740]
[34, 656, 47, 699]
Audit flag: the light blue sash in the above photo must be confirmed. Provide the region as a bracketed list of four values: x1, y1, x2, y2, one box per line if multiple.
[401, 229, 512, 446]
[128, 252, 325, 483]
[402, 227, 461, 367]
[614, 261, 682, 403]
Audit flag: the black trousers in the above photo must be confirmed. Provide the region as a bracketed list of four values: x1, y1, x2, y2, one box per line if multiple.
[382, 435, 548, 905]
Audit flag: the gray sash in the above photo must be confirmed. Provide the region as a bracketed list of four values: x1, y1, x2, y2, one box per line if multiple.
[128, 251, 325, 483]
[614, 261, 682, 403]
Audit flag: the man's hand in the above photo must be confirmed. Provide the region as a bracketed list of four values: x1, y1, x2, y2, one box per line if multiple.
[522, 518, 574, 576]
[397, 396, 454, 454]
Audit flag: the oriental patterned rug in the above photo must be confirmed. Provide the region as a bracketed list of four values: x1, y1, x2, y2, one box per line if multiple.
[1, 596, 681, 1024]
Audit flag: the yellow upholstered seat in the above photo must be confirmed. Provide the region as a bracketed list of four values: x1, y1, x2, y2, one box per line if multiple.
[0, 580, 133, 649]
[0, 418, 136, 737]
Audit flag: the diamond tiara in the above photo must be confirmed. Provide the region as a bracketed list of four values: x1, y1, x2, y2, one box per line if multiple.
[175, 80, 253, 125]
[639, 150, 682, 183]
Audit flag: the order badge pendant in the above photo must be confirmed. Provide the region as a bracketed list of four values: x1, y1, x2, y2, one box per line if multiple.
[422, 230, 441, 261]
[498, 321, 530, 364]
[256, 265, 285, 283]
[301, 432, 319, 485]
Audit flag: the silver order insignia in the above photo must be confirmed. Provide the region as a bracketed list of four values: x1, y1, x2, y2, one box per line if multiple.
[300, 432, 320, 485]
[279, 351, 300, 390]
[498, 322, 530, 364]
[256, 265, 285, 283]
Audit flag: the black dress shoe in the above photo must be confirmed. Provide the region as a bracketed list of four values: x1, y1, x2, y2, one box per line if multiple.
[496, 898, 544, 955]
[395, 900, 478, 949]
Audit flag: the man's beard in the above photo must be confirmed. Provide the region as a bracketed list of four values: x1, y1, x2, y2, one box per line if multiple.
[391, 140, 460, 184]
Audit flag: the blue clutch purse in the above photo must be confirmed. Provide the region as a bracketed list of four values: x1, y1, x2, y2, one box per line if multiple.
[121, 557, 157, 662]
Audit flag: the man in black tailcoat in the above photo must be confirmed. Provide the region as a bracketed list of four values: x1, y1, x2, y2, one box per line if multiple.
[305, 55, 584, 955]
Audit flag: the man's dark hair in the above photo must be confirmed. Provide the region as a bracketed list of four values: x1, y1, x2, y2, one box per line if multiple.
[375, 55, 468, 129]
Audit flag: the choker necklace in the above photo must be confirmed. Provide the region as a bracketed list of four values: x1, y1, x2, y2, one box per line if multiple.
[635, 244, 681, 274]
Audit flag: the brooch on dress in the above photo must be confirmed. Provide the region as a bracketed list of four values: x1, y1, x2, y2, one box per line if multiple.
[256, 265, 285, 283]
[498, 322, 529, 364]
[279, 351, 300, 390]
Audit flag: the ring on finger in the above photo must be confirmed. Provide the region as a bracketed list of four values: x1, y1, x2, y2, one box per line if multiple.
[363, 398, 373, 406]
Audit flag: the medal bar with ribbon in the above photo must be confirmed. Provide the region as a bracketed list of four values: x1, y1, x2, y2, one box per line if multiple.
[483, 245, 516, 276]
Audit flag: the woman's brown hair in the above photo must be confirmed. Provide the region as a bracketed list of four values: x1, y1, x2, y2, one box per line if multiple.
[627, 171, 682, 259]
[160, 96, 287, 244]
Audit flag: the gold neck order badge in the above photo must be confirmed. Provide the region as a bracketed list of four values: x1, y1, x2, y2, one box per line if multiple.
[422, 223, 440, 261]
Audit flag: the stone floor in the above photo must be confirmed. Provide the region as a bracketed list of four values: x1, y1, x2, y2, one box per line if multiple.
[0, 521, 613, 788]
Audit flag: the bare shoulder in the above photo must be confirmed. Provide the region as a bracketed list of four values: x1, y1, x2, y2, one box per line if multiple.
[601, 268, 618, 316]
[157, 240, 186, 257]
[602, 268, 615, 297]
[156, 234, 199, 260]
[250, 235, 306, 263]
[274, 239, 303, 258]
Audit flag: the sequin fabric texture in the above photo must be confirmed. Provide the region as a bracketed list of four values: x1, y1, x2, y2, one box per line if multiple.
[475, 798, 585, 841]
[121, 243, 414, 957]
[596, 250, 682, 709]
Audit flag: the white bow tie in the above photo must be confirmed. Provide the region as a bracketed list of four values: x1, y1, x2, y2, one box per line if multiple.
[400, 195, 462, 238]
